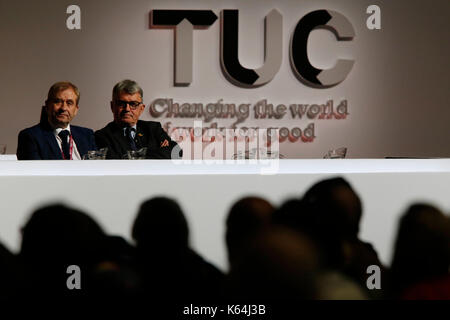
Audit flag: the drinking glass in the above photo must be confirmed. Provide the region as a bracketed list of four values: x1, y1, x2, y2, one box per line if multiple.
[323, 147, 347, 159]
[125, 147, 147, 160]
[83, 147, 108, 160]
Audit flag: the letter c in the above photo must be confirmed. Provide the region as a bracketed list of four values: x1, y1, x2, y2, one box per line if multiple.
[290, 10, 355, 88]
[149, 98, 168, 117]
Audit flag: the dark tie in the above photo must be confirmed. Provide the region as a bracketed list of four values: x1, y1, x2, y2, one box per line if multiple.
[58, 130, 71, 160]
[125, 127, 137, 151]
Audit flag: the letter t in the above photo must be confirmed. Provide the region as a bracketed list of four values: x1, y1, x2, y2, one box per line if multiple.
[150, 10, 218, 86]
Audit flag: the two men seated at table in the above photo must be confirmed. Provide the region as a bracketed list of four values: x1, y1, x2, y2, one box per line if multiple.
[16, 80, 180, 160]
[17, 82, 96, 160]
[95, 79, 181, 159]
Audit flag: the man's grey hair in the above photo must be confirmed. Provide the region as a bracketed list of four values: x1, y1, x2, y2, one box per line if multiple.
[112, 79, 143, 101]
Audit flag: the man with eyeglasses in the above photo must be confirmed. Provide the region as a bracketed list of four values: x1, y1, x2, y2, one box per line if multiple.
[95, 79, 181, 159]
[17, 81, 96, 160]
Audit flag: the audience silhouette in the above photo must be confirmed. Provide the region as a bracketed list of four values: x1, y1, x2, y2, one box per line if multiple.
[19, 204, 107, 298]
[0, 179, 448, 304]
[389, 203, 450, 299]
[226, 225, 319, 300]
[131, 197, 224, 303]
[225, 196, 274, 271]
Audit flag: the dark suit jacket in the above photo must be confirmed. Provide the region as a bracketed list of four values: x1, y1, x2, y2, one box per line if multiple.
[95, 120, 182, 160]
[17, 122, 97, 160]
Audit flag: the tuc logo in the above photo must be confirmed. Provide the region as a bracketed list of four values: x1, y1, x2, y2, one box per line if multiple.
[150, 9, 355, 89]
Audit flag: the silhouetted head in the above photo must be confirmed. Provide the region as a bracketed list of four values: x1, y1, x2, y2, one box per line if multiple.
[20, 204, 105, 265]
[225, 196, 274, 269]
[302, 177, 362, 240]
[273, 198, 311, 232]
[227, 226, 319, 300]
[291, 177, 363, 269]
[19, 204, 106, 295]
[390, 203, 450, 292]
[132, 197, 189, 252]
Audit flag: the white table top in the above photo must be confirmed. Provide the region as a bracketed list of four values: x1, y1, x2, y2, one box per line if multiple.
[0, 155, 17, 161]
[0, 159, 449, 176]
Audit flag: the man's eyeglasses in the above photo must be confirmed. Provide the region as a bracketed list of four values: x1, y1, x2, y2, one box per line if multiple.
[114, 100, 143, 110]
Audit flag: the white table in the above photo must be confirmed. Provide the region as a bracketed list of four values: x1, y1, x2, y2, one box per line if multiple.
[0, 159, 449, 271]
[0, 154, 17, 161]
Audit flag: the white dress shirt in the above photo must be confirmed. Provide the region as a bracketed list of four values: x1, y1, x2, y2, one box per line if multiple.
[54, 125, 81, 160]
[123, 124, 137, 139]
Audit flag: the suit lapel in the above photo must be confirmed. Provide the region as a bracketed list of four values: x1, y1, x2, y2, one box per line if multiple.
[111, 123, 131, 156]
[71, 127, 87, 156]
[136, 122, 151, 150]
[42, 128, 63, 160]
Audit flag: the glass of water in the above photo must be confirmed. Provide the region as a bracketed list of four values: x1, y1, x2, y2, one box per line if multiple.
[125, 147, 147, 160]
[82, 148, 108, 160]
[323, 147, 347, 159]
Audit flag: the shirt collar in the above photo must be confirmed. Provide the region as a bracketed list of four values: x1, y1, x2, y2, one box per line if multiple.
[123, 124, 137, 135]
[54, 124, 71, 136]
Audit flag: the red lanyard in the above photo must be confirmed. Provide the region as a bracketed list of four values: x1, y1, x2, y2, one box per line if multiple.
[61, 135, 74, 160]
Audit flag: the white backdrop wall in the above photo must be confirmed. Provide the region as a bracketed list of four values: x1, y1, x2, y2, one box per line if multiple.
[1, 0, 449, 158]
